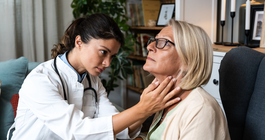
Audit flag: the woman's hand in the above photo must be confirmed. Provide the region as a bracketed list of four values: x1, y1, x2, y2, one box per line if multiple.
[137, 76, 182, 117]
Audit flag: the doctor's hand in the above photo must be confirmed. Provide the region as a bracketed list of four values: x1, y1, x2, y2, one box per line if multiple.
[137, 76, 182, 117]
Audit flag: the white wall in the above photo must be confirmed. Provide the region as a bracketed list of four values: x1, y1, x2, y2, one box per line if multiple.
[57, 0, 74, 39]
[175, 0, 218, 43]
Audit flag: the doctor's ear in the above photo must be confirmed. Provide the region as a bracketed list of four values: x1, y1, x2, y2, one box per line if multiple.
[75, 35, 82, 48]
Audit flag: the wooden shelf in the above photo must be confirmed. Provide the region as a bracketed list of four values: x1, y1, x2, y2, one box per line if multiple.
[126, 85, 143, 94]
[130, 26, 163, 34]
[130, 26, 163, 30]
[127, 55, 146, 61]
[213, 44, 265, 54]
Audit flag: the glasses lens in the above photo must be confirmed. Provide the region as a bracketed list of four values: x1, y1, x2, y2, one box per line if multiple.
[157, 39, 166, 49]
[147, 37, 155, 45]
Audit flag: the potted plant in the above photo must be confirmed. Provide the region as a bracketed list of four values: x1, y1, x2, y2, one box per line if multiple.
[71, 0, 134, 95]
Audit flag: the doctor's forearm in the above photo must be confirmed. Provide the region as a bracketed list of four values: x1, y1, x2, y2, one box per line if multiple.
[112, 104, 147, 135]
[128, 116, 149, 133]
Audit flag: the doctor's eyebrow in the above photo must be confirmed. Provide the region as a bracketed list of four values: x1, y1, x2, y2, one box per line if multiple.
[100, 46, 111, 53]
[100, 46, 117, 57]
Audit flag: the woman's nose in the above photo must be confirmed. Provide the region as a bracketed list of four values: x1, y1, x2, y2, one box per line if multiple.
[147, 41, 156, 53]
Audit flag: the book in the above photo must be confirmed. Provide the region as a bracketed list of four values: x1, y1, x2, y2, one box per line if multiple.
[126, 0, 143, 26]
[137, 3, 145, 26]
[142, 0, 161, 26]
[140, 33, 154, 57]
[129, 4, 135, 26]
[140, 68, 155, 88]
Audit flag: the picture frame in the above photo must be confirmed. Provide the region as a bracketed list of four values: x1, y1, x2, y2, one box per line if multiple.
[156, 3, 175, 26]
[259, 3, 265, 48]
[249, 4, 264, 47]
[252, 11, 263, 40]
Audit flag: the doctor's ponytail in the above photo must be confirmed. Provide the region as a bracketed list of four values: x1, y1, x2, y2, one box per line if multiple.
[51, 13, 124, 59]
[51, 17, 85, 58]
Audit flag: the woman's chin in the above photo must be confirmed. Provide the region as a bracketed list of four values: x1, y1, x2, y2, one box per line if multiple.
[143, 64, 151, 72]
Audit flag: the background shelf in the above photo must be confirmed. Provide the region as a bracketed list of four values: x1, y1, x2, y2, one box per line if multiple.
[126, 85, 143, 94]
[127, 55, 146, 61]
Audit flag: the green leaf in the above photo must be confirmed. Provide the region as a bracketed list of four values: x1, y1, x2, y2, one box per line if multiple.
[112, 84, 119, 88]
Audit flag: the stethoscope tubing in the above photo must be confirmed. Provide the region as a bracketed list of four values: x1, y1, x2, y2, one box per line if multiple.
[53, 56, 98, 103]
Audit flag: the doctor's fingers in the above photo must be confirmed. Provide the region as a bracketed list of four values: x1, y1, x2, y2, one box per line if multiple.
[162, 87, 182, 107]
[158, 77, 177, 97]
[141, 78, 159, 96]
[148, 76, 174, 97]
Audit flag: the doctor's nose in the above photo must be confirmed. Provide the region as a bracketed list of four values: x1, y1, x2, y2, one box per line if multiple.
[103, 58, 111, 67]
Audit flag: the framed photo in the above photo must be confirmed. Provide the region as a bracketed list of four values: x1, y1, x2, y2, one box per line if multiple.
[252, 11, 263, 40]
[156, 3, 175, 26]
[249, 4, 264, 47]
[259, 4, 265, 48]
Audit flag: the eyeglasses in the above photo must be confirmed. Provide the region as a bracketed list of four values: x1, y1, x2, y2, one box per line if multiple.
[147, 37, 175, 49]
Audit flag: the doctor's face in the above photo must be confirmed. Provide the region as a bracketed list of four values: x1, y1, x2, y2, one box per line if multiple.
[79, 38, 120, 76]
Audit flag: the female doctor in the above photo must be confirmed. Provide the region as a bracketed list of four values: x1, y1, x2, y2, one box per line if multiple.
[8, 13, 181, 140]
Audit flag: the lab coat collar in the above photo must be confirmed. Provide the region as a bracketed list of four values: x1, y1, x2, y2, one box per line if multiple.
[54, 56, 85, 110]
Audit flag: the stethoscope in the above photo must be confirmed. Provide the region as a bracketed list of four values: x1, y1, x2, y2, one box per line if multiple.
[53, 56, 98, 118]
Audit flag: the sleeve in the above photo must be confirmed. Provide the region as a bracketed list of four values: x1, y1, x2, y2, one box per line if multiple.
[20, 72, 115, 140]
[96, 77, 141, 139]
[178, 104, 228, 140]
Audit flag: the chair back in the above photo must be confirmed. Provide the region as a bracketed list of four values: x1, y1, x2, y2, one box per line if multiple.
[219, 46, 265, 140]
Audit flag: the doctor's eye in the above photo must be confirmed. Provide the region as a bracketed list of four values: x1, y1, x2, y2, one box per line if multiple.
[100, 50, 107, 55]
[111, 55, 116, 59]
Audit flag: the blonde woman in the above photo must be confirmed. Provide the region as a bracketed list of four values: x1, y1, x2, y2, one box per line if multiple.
[137, 19, 230, 140]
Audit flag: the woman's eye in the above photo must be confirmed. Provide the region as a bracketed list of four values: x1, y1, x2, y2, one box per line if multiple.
[165, 42, 170, 46]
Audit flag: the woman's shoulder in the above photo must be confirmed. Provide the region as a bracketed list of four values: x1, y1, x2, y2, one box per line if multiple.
[168, 87, 226, 124]
[187, 87, 219, 106]
[172, 87, 222, 115]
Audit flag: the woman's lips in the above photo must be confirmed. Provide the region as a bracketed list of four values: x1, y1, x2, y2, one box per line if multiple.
[147, 57, 155, 61]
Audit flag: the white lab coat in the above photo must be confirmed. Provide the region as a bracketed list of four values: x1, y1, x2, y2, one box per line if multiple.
[9, 57, 141, 140]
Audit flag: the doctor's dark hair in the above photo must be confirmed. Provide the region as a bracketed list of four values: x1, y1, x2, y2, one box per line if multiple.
[51, 13, 124, 58]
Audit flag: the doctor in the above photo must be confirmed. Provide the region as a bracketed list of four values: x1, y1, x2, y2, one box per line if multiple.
[8, 13, 181, 140]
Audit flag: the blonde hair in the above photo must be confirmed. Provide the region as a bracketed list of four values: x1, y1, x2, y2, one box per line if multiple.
[168, 19, 213, 90]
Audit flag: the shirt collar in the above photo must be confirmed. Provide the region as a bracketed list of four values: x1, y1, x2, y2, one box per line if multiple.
[59, 51, 86, 82]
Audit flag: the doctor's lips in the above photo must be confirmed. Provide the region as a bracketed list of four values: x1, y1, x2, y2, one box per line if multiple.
[97, 67, 105, 72]
[147, 57, 155, 61]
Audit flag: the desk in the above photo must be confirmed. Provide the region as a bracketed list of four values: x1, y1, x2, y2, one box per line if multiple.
[213, 44, 265, 54]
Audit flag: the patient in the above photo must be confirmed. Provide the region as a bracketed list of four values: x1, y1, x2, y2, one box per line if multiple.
[137, 19, 230, 140]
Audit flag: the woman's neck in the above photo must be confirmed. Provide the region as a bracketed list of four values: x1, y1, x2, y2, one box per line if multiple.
[155, 75, 192, 110]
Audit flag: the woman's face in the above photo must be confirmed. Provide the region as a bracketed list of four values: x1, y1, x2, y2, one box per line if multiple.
[73, 38, 120, 76]
[143, 26, 182, 80]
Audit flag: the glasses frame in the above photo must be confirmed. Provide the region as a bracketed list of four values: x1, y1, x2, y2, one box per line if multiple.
[147, 37, 175, 49]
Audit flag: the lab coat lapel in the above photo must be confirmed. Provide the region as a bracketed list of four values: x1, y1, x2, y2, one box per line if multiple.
[69, 82, 84, 110]
[56, 57, 84, 110]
